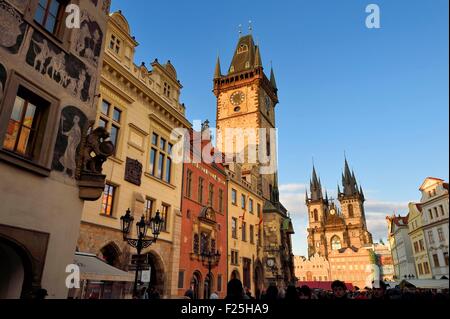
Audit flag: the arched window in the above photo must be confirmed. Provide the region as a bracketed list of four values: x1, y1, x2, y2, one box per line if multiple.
[193, 234, 200, 254]
[331, 236, 342, 251]
[348, 204, 354, 218]
[200, 233, 209, 253]
[314, 209, 319, 222]
[237, 44, 249, 54]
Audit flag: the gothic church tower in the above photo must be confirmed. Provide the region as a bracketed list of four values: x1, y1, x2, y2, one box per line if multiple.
[306, 160, 373, 259]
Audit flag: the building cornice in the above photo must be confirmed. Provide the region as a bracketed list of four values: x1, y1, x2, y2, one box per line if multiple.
[103, 55, 191, 129]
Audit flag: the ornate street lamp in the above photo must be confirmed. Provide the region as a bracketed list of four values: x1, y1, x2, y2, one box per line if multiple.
[267, 259, 282, 284]
[201, 249, 221, 299]
[120, 209, 164, 298]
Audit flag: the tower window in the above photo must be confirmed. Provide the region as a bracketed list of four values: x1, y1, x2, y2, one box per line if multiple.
[313, 209, 319, 222]
[237, 44, 249, 54]
[245, 61, 250, 68]
[331, 236, 342, 251]
[348, 204, 354, 218]
[266, 131, 271, 157]
[163, 82, 171, 98]
[109, 34, 121, 54]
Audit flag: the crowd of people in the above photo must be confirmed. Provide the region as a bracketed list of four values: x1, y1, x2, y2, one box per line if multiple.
[198, 279, 450, 301]
[123, 278, 450, 301]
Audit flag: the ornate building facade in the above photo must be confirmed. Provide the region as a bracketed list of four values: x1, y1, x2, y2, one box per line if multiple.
[178, 126, 228, 299]
[213, 33, 295, 288]
[225, 161, 265, 298]
[0, 0, 111, 298]
[77, 11, 191, 298]
[304, 160, 380, 288]
[405, 177, 449, 280]
[418, 177, 449, 279]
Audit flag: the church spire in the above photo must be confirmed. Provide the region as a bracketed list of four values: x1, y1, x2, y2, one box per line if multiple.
[228, 34, 257, 74]
[270, 66, 278, 92]
[254, 45, 262, 68]
[214, 56, 222, 79]
[360, 185, 365, 201]
[342, 159, 359, 196]
[310, 166, 323, 201]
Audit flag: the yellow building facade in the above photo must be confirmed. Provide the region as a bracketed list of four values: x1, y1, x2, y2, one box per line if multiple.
[226, 163, 265, 297]
[77, 11, 191, 298]
[408, 202, 433, 279]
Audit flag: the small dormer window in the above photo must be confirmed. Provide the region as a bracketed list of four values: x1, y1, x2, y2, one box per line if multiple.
[109, 34, 121, 54]
[163, 82, 171, 98]
[245, 61, 250, 69]
[237, 44, 249, 54]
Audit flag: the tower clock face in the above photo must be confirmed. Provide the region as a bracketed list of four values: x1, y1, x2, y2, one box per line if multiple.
[230, 91, 245, 106]
[330, 208, 336, 215]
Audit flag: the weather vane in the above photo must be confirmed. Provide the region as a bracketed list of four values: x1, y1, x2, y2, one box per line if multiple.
[248, 20, 253, 33]
[238, 24, 242, 37]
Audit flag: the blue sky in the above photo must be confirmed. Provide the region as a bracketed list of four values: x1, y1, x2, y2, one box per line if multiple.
[111, 0, 449, 256]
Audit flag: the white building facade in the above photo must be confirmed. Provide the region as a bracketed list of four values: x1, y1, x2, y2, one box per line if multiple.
[387, 215, 417, 280]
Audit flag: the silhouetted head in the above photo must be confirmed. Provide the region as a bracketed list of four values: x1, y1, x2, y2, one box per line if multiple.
[226, 279, 244, 299]
[331, 280, 347, 299]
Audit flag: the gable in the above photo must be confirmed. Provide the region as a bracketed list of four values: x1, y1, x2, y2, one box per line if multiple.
[420, 177, 444, 191]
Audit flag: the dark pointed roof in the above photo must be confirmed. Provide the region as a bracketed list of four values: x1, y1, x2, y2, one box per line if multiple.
[214, 56, 222, 79]
[270, 67, 278, 91]
[255, 45, 262, 67]
[228, 34, 258, 74]
[310, 166, 323, 201]
[341, 159, 358, 196]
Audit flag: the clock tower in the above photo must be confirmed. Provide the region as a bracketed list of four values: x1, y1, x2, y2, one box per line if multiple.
[213, 34, 279, 201]
[213, 34, 296, 288]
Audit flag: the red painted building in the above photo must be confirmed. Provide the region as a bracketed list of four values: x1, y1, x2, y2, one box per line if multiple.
[178, 127, 228, 299]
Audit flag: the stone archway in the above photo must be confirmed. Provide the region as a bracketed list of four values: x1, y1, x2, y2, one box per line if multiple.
[203, 273, 214, 299]
[0, 237, 33, 299]
[191, 271, 202, 300]
[146, 251, 166, 297]
[99, 242, 121, 267]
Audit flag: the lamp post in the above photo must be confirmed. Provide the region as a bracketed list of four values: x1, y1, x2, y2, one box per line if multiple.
[201, 249, 221, 299]
[120, 209, 164, 298]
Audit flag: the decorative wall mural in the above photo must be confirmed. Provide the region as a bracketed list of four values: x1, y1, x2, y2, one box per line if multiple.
[0, 62, 6, 102]
[26, 31, 95, 103]
[7, 0, 28, 13]
[88, 0, 110, 15]
[53, 106, 88, 178]
[0, 0, 27, 54]
[102, 0, 111, 15]
[75, 11, 103, 66]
